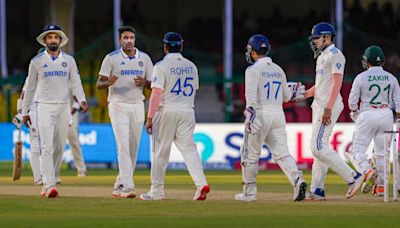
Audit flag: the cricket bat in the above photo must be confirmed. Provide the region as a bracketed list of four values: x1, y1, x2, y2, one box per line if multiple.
[12, 126, 22, 181]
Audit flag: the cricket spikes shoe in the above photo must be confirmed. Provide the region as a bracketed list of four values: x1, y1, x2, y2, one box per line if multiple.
[234, 193, 257, 202]
[361, 169, 377, 193]
[346, 172, 364, 199]
[112, 184, 123, 198]
[305, 188, 326, 201]
[41, 186, 58, 198]
[139, 192, 165, 201]
[119, 187, 136, 198]
[293, 178, 307, 201]
[193, 185, 210, 201]
[373, 185, 384, 197]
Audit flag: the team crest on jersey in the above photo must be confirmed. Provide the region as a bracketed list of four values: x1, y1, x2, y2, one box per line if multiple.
[336, 63, 342, 69]
[138, 61, 144, 67]
[62, 62, 67, 67]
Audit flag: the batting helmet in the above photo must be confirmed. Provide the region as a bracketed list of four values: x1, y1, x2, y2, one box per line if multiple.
[163, 32, 184, 47]
[245, 34, 270, 64]
[362, 45, 385, 70]
[309, 22, 336, 59]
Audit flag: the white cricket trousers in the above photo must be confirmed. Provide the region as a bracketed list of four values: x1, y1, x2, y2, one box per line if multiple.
[67, 113, 86, 173]
[28, 103, 41, 183]
[351, 109, 393, 174]
[150, 108, 207, 195]
[109, 102, 144, 188]
[241, 110, 303, 189]
[37, 103, 69, 189]
[310, 104, 357, 192]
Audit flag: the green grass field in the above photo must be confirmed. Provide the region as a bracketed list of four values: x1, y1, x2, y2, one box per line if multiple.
[1, 162, 400, 227]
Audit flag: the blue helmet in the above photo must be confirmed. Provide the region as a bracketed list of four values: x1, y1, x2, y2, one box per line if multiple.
[163, 32, 184, 47]
[245, 34, 270, 64]
[309, 22, 336, 58]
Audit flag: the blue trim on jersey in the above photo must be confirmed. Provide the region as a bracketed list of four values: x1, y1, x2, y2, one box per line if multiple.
[108, 49, 121, 56]
[330, 48, 339, 55]
[316, 123, 325, 150]
[32, 52, 45, 60]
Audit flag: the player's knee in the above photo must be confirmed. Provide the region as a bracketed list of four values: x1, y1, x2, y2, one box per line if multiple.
[310, 143, 323, 157]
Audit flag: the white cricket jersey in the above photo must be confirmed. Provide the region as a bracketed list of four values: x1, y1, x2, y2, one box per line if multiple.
[349, 66, 400, 112]
[245, 57, 291, 111]
[99, 48, 153, 103]
[22, 50, 86, 116]
[313, 44, 346, 109]
[151, 53, 199, 109]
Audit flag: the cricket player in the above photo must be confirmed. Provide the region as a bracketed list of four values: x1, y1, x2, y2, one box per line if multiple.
[22, 24, 87, 198]
[13, 80, 42, 185]
[67, 96, 87, 177]
[234, 34, 307, 202]
[304, 22, 363, 200]
[348, 45, 400, 196]
[97, 26, 153, 198]
[140, 32, 210, 201]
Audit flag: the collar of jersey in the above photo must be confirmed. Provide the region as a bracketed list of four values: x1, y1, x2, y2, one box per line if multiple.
[368, 66, 383, 71]
[44, 50, 63, 61]
[120, 47, 139, 59]
[255, 56, 272, 63]
[164, 53, 183, 59]
[322, 44, 336, 55]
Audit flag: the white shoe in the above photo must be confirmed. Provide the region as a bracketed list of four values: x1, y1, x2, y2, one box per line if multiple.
[34, 178, 43, 186]
[234, 193, 256, 202]
[112, 184, 123, 197]
[56, 177, 62, 185]
[361, 169, 377, 193]
[139, 192, 165, 201]
[120, 187, 136, 198]
[77, 171, 86, 177]
[346, 172, 364, 199]
[193, 185, 210, 201]
[293, 180, 307, 201]
[305, 189, 326, 201]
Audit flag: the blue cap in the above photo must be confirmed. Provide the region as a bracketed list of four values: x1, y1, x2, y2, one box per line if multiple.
[247, 34, 270, 51]
[309, 22, 336, 40]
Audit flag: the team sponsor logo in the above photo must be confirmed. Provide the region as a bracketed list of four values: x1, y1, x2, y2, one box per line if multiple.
[139, 61, 144, 67]
[62, 62, 67, 67]
[120, 69, 143, 76]
[44, 71, 67, 77]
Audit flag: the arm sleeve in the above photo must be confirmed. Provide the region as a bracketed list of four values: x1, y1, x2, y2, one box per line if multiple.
[245, 67, 259, 108]
[392, 77, 400, 113]
[348, 76, 361, 111]
[331, 53, 346, 75]
[148, 88, 164, 118]
[281, 70, 292, 102]
[151, 65, 166, 90]
[144, 55, 154, 81]
[22, 61, 38, 116]
[70, 59, 87, 104]
[98, 55, 112, 77]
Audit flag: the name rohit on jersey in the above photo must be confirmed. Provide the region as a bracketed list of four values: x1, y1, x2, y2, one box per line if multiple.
[368, 75, 389, 82]
[44, 71, 67, 77]
[170, 66, 194, 75]
[261, 71, 282, 78]
[120, 69, 144, 76]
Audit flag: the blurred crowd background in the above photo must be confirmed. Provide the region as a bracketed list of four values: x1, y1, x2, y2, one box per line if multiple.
[1, 0, 400, 123]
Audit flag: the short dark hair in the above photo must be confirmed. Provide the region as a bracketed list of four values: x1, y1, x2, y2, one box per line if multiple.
[166, 45, 181, 53]
[254, 47, 268, 56]
[118, 26, 136, 38]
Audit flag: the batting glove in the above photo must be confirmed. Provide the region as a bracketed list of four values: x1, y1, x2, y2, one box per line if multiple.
[12, 113, 22, 128]
[349, 109, 359, 122]
[244, 107, 261, 134]
[288, 82, 306, 101]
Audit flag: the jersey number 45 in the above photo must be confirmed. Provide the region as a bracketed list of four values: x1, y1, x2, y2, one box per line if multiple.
[171, 77, 194, 96]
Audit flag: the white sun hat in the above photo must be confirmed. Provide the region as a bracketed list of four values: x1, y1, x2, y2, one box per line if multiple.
[36, 24, 69, 47]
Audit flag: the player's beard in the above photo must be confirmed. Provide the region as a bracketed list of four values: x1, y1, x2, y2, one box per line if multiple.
[48, 43, 59, 52]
